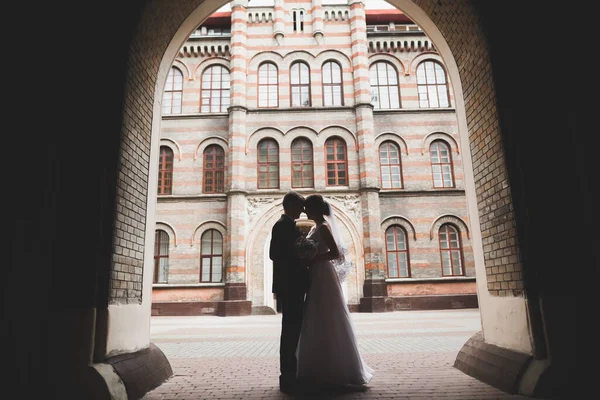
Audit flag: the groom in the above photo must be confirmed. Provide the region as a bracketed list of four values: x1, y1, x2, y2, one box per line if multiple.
[269, 191, 310, 393]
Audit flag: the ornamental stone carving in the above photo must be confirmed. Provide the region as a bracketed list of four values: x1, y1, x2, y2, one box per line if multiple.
[328, 194, 361, 222]
[247, 197, 279, 224]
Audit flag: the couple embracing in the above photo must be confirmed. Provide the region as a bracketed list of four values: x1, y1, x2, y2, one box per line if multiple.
[269, 191, 374, 394]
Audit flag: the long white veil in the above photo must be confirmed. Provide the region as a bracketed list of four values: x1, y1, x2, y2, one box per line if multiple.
[324, 202, 352, 282]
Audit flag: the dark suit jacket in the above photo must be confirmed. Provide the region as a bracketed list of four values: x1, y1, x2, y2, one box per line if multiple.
[269, 214, 309, 297]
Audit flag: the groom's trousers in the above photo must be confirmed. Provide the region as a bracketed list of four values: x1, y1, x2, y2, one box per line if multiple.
[278, 290, 306, 385]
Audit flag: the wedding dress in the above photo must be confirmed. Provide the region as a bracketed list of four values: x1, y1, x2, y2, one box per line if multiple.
[295, 221, 374, 387]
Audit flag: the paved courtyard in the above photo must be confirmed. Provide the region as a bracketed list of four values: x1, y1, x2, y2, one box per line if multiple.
[143, 309, 531, 400]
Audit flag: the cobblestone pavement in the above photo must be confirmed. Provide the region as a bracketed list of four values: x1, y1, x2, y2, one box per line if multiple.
[143, 310, 531, 400]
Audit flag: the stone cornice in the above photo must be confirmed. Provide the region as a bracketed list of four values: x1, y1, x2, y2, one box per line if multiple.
[152, 283, 226, 289]
[385, 276, 475, 284]
[354, 102, 375, 111]
[162, 113, 228, 120]
[373, 107, 456, 115]
[227, 105, 249, 113]
[379, 189, 465, 197]
[358, 186, 381, 193]
[157, 194, 227, 202]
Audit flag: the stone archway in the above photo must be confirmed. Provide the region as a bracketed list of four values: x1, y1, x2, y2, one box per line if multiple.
[12, 1, 577, 399]
[97, 0, 538, 397]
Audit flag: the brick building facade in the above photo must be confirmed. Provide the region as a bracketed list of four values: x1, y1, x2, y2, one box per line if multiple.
[151, 0, 477, 316]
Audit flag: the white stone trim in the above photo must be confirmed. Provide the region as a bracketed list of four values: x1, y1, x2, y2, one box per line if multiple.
[381, 215, 417, 241]
[429, 214, 470, 240]
[421, 131, 460, 155]
[155, 222, 178, 247]
[368, 53, 407, 75]
[159, 138, 183, 160]
[172, 59, 192, 81]
[318, 125, 358, 151]
[194, 136, 228, 160]
[375, 132, 410, 155]
[190, 220, 227, 247]
[409, 52, 445, 76]
[193, 57, 231, 79]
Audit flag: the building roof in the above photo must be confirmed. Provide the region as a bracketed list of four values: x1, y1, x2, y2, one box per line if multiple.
[200, 8, 413, 26]
[365, 9, 412, 24]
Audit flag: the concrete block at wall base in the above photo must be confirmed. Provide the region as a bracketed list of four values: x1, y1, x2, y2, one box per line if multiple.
[454, 332, 532, 395]
[97, 343, 173, 400]
[216, 300, 252, 316]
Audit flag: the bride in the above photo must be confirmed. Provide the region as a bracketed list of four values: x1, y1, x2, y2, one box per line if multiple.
[296, 194, 374, 389]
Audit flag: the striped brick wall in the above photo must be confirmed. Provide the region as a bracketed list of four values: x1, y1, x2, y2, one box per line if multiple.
[409, 0, 523, 297]
[118, 0, 520, 308]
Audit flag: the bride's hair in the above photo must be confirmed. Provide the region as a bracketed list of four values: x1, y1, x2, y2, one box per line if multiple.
[305, 194, 330, 216]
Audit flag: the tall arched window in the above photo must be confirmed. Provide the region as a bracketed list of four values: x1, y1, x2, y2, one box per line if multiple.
[158, 146, 174, 195]
[203, 145, 225, 193]
[325, 137, 347, 186]
[153, 230, 169, 283]
[430, 140, 455, 188]
[201, 65, 231, 113]
[163, 67, 183, 114]
[369, 62, 401, 109]
[290, 62, 311, 107]
[258, 62, 278, 108]
[257, 139, 279, 189]
[385, 226, 410, 278]
[322, 61, 343, 106]
[200, 229, 223, 283]
[291, 138, 314, 188]
[379, 141, 403, 189]
[439, 224, 464, 276]
[417, 60, 450, 108]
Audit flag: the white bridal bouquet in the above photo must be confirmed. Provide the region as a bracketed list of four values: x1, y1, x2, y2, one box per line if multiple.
[294, 236, 319, 260]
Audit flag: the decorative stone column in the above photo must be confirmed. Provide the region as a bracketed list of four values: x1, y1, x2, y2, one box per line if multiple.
[219, 0, 251, 316]
[349, 0, 388, 312]
[312, 0, 324, 44]
[274, 0, 285, 45]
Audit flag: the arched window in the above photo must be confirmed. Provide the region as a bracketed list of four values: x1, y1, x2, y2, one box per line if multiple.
[417, 61, 450, 108]
[430, 140, 455, 188]
[258, 62, 278, 108]
[162, 67, 183, 114]
[158, 146, 174, 195]
[291, 138, 314, 188]
[379, 141, 403, 189]
[325, 137, 347, 186]
[290, 62, 311, 107]
[201, 65, 231, 113]
[153, 230, 169, 283]
[439, 224, 464, 276]
[369, 62, 401, 109]
[322, 61, 343, 106]
[200, 229, 223, 283]
[257, 139, 279, 189]
[385, 226, 410, 278]
[203, 145, 225, 193]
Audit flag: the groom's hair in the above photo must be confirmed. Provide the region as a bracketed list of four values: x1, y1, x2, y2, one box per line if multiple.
[282, 191, 305, 210]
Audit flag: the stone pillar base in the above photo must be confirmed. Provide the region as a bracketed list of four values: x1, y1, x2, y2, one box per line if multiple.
[359, 296, 387, 312]
[224, 282, 247, 300]
[359, 278, 389, 312]
[216, 300, 252, 316]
